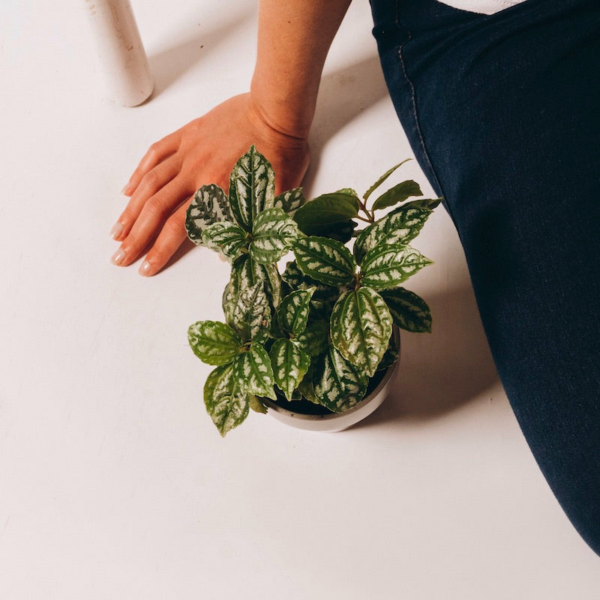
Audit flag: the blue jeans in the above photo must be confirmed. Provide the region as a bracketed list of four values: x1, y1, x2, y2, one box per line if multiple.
[369, 0, 600, 555]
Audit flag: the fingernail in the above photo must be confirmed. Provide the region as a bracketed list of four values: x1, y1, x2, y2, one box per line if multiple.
[111, 247, 126, 265]
[110, 222, 124, 239]
[120, 183, 130, 194]
[139, 260, 153, 276]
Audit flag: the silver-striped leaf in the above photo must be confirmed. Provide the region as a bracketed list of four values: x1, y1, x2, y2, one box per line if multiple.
[273, 187, 306, 215]
[282, 261, 340, 311]
[227, 281, 271, 342]
[188, 320, 243, 366]
[330, 288, 393, 377]
[250, 207, 301, 265]
[228, 145, 275, 231]
[293, 192, 359, 235]
[204, 364, 249, 437]
[293, 236, 356, 287]
[361, 244, 433, 290]
[202, 221, 248, 263]
[380, 287, 432, 333]
[269, 338, 311, 401]
[233, 343, 276, 400]
[312, 347, 369, 413]
[294, 319, 329, 357]
[363, 158, 411, 201]
[377, 333, 400, 371]
[353, 202, 434, 264]
[277, 288, 315, 336]
[372, 180, 422, 211]
[185, 184, 232, 245]
[230, 254, 282, 310]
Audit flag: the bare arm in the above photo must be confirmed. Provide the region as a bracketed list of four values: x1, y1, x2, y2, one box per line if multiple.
[111, 0, 353, 277]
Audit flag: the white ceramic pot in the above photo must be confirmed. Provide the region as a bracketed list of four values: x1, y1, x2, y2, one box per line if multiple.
[262, 328, 401, 433]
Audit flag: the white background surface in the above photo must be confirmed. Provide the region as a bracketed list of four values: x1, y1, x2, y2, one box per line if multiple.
[1, 0, 598, 598]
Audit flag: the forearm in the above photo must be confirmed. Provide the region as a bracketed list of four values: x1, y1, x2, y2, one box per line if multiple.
[250, 0, 353, 140]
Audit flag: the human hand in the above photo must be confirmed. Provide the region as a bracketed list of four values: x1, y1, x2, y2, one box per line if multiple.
[110, 93, 311, 276]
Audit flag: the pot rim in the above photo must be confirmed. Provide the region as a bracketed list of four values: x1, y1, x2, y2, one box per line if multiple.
[261, 327, 401, 422]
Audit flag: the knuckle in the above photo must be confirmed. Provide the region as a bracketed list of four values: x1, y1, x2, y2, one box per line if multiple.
[164, 216, 183, 236]
[144, 198, 167, 220]
[141, 169, 159, 188]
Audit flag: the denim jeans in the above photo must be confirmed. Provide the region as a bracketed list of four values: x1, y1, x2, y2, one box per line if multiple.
[369, 0, 600, 555]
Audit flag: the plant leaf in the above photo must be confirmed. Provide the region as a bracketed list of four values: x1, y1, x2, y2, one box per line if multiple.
[185, 184, 232, 245]
[407, 198, 442, 210]
[293, 192, 359, 235]
[330, 288, 393, 377]
[293, 236, 356, 287]
[204, 364, 249, 437]
[230, 254, 282, 310]
[226, 281, 271, 342]
[377, 333, 400, 371]
[312, 347, 369, 413]
[380, 287, 432, 333]
[353, 202, 434, 264]
[233, 343, 276, 400]
[372, 180, 422, 211]
[269, 339, 311, 401]
[361, 244, 433, 290]
[277, 288, 315, 336]
[188, 321, 243, 366]
[228, 145, 275, 231]
[202, 221, 248, 263]
[282, 261, 340, 310]
[273, 187, 306, 215]
[250, 207, 301, 265]
[297, 219, 358, 243]
[363, 158, 411, 201]
[294, 319, 329, 357]
[249, 395, 268, 414]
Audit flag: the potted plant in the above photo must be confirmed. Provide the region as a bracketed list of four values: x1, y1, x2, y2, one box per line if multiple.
[185, 146, 439, 436]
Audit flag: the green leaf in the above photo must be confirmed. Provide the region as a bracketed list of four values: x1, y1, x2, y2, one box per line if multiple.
[293, 192, 359, 235]
[269, 339, 311, 401]
[233, 343, 276, 400]
[353, 202, 434, 264]
[312, 347, 369, 413]
[228, 145, 275, 231]
[249, 395, 268, 414]
[204, 364, 249, 437]
[185, 184, 232, 245]
[230, 254, 282, 310]
[330, 288, 393, 377]
[377, 333, 400, 371]
[250, 207, 301, 265]
[293, 236, 356, 287]
[407, 198, 442, 210]
[188, 321, 243, 366]
[361, 244, 433, 290]
[277, 288, 315, 336]
[363, 158, 411, 201]
[202, 221, 248, 263]
[226, 281, 271, 342]
[298, 219, 358, 243]
[294, 319, 329, 357]
[380, 287, 432, 333]
[297, 363, 318, 404]
[273, 187, 306, 215]
[281, 261, 340, 310]
[372, 180, 422, 211]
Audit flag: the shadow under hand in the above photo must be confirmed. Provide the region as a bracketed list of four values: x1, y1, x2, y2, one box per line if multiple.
[148, 11, 252, 100]
[359, 282, 501, 430]
[303, 55, 391, 195]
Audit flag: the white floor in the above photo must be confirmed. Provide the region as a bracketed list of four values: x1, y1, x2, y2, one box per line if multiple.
[1, 1, 598, 598]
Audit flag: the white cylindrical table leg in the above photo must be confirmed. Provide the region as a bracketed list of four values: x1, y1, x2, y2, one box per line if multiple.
[84, 0, 154, 107]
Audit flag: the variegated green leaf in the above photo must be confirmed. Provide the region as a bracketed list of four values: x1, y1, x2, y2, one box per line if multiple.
[204, 364, 249, 437]
[233, 343, 276, 400]
[294, 319, 329, 357]
[226, 281, 271, 342]
[228, 145, 275, 231]
[377, 333, 400, 372]
[277, 288, 315, 336]
[188, 321, 242, 366]
[353, 202, 434, 264]
[269, 339, 311, 401]
[273, 187, 306, 215]
[363, 158, 411, 201]
[202, 221, 248, 263]
[313, 347, 369, 413]
[230, 254, 282, 310]
[249, 395, 268, 414]
[282, 261, 339, 310]
[250, 207, 301, 265]
[330, 288, 393, 377]
[380, 287, 432, 333]
[293, 192, 359, 235]
[361, 244, 433, 290]
[372, 180, 422, 211]
[293, 236, 356, 287]
[185, 184, 232, 245]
